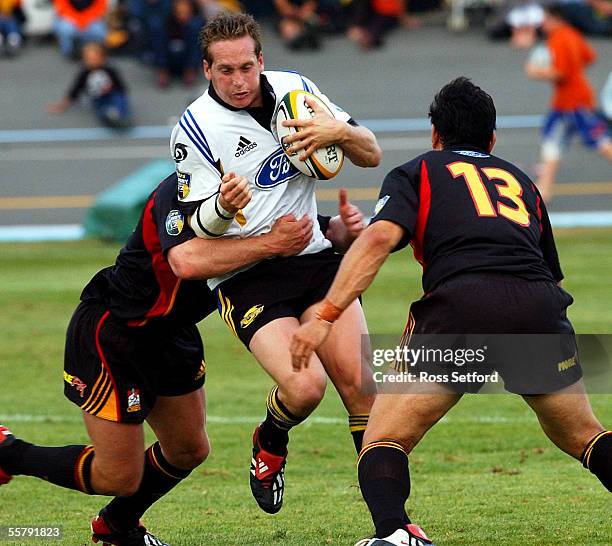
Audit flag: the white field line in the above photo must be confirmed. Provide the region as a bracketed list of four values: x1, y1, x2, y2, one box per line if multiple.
[0, 413, 535, 425]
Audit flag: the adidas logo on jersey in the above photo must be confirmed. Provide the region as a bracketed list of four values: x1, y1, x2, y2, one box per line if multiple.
[235, 136, 258, 157]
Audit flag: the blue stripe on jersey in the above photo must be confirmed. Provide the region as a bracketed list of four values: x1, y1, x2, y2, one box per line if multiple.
[180, 113, 213, 159]
[186, 110, 214, 156]
[300, 76, 312, 93]
[179, 119, 215, 168]
[179, 119, 219, 173]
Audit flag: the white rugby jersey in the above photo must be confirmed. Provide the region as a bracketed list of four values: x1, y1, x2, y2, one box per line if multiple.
[170, 70, 352, 289]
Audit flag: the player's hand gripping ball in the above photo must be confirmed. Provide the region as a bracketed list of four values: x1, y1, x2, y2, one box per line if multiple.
[274, 90, 344, 180]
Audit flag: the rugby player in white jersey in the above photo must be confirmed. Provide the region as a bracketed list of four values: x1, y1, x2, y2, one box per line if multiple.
[171, 12, 382, 514]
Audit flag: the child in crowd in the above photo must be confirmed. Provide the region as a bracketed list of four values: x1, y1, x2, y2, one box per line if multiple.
[48, 42, 132, 128]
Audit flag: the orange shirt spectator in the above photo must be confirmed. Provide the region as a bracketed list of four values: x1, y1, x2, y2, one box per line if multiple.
[54, 0, 107, 31]
[547, 22, 596, 111]
[0, 0, 20, 17]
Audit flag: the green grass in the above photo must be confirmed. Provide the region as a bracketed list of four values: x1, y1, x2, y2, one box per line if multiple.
[0, 231, 611, 545]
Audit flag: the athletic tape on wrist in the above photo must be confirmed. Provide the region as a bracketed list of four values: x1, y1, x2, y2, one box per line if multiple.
[190, 194, 236, 238]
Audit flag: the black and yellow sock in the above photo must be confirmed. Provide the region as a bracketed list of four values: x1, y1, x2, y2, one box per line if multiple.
[358, 441, 411, 538]
[0, 440, 95, 493]
[581, 430, 612, 492]
[349, 414, 369, 453]
[259, 386, 306, 455]
[103, 442, 191, 530]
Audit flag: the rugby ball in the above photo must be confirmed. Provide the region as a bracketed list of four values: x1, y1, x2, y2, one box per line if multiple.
[274, 90, 344, 180]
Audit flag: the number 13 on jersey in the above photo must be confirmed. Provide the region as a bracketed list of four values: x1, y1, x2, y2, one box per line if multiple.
[447, 161, 530, 227]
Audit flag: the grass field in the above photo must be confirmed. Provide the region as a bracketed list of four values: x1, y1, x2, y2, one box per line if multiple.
[0, 229, 611, 545]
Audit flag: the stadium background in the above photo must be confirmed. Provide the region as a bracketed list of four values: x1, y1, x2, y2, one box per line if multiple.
[0, 7, 611, 545]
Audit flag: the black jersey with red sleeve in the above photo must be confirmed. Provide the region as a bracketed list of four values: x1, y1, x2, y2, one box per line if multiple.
[81, 173, 217, 326]
[370, 146, 563, 293]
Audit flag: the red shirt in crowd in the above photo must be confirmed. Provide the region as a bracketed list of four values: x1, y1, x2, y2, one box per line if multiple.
[547, 23, 596, 111]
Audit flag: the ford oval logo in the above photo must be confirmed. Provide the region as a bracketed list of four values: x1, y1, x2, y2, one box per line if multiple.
[254, 148, 301, 189]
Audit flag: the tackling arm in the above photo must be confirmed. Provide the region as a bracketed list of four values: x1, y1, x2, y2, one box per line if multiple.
[168, 214, 313, 280]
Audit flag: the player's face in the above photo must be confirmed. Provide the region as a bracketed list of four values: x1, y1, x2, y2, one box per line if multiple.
[204, 36, 264, 109]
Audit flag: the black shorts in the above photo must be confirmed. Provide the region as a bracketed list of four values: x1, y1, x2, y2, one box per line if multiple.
[215, 250, 343, 348]
[64, 301, 206, 424]
[400, 273, 582, 394]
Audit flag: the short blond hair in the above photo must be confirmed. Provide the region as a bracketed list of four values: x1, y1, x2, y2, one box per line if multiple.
[199, 12, 262, 65]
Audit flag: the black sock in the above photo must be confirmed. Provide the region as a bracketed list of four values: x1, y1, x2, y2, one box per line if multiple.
[258, 386, 305, 455]
[103, 442, 191, 530]
[358, 442, 411, 538]
[0, 440, 95, 493]
[581, 431, 612, 492]
[349, 414, 369, 454]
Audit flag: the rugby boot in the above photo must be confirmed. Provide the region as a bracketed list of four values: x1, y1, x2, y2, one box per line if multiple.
[249, 424, 287, 514]
[354, 524, 435, 546]
[91, 507, 169, 546]
[0, 425, 16, 484]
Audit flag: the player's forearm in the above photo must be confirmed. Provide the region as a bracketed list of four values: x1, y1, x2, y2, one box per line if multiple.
[338, 124, 382, 168]
[168, 234, 278, 280]
[325, 223, 397, 310]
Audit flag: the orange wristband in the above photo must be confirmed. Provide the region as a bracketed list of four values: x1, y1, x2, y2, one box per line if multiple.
[316, 298, 343, 324]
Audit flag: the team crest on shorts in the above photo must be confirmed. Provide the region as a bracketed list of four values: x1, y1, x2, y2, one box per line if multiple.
[177, 170, 192, 200]
[166, 210, 184, 236]
[63, 371, 87, 398]
[127, 388, 141, 413]
[373, 195, 390, 216]
[241, 304, 264, 328]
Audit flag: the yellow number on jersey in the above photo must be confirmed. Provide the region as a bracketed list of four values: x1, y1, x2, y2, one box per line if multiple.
[482, 167, 530, 227]
[447, 162, 530, 227]
[447, 162, 496, 217]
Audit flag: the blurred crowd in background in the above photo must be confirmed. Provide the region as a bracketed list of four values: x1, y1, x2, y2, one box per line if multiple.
[1, 0, 610, 132]
[3, 0, 610, 62]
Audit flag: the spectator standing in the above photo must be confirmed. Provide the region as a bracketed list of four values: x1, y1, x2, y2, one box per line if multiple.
[347, 0, 418, 49]
[525, 4, 612, 201]
[0, 0, 22, 56]
[155, 0, 203, 87]
[53, 0, 107, 58]
[48, 42, 132, 128]
[274, 0, 321, 50]
[125, 0, 170, 65]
